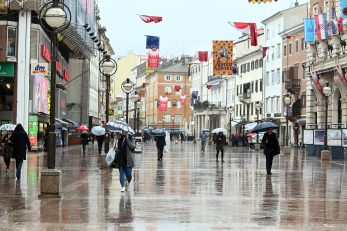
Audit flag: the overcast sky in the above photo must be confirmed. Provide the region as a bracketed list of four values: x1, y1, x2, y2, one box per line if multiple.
[97, 0, 308, 58]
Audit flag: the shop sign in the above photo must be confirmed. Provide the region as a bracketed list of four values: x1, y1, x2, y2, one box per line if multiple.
[31, 63, 48, 76]
[0, 62, 14, 77]
[63, 69, 70, 81]
[28, 115, 38, 149]
[41, 44, 51, 63]
[56, 59, 61, 75]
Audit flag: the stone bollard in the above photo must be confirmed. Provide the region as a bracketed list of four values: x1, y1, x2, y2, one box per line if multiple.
[321, 150, 331, 161]
[39, 169, 62, 198]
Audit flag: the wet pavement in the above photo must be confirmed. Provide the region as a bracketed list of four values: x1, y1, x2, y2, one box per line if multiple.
[0, 140, 346, 230]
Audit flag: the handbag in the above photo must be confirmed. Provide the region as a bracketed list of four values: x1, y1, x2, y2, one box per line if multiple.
[3, 143, 13, 159]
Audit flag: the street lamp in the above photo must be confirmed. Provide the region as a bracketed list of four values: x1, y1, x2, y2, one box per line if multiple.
[284, 93, 292, 154]
[38, 0, 71, 197]
[255, 103, 261, 150]
[131, 92, 140, 132]
[137, 101, 143, 133]
[99, 55, 117, 154]
[229, 106, 233, 141]
[322, 82, 333, 160]
[121, 78, 135, 124]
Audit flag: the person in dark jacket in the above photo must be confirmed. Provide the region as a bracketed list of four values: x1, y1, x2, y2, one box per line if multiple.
[80, 131, 89, 155]
[215, 132, 226, 162]
[96, 135, 104, 154]
[154, 134, 166, 161]
[117, 129, 135, 192]
[261, 128, 280, 175]
[1, 130, 13, 173]
[9, 124, 31, 179]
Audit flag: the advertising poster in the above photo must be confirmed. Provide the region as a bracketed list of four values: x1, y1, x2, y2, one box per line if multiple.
[28, 115, 38, 150]
[327, 129, 342, 146]
[314, 130, 325, 145]
[303, 129, 314, 145]
[33, 75, 49, 114]
[342, 129, 347, 147]
[213, 40, 233, 76]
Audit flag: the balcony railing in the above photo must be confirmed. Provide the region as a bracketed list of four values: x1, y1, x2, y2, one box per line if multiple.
[238, 92, 251, 104]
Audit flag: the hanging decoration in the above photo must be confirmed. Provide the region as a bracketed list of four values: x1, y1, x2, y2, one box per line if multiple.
[228, 22, 258, 46]
[314, 13, 328, 40]
[331, 5, 344, 35]
[198, 51, 208, 62]
[212, 40, 233, 76]
[174, 85, 181, 92]
[159, 96, 168, 111]
[138, 14, 163, 23]
[310, 71, 324, 95]
[304, 18, 316, 43]
[206, 82, 221, 89]
[180, 94, 187, 105]
[262, 47, 269, 58]
[191, 91, 198, 100]
[336, 65, 347, 86]
[146, 36, 160, 49]
[146, 35, 160, 69]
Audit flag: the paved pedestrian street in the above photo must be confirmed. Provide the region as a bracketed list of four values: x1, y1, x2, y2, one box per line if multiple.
[0, 141, 346, 230]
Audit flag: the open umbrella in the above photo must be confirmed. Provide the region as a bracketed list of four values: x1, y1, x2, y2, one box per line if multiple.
[91, 126, 106, 136]
[103, 124, 121, 132]
[0, 124, 16, 131]
[251, 122, 278, 133]
[211, 128, 228, 135]
[76, 125, 89, 131]
[244, 122, 257, 131]
[150, 129, 166, 137]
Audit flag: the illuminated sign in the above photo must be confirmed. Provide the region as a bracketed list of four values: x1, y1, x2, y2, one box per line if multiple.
[63, 69, 70, 81]
[41, 44, 51, 63]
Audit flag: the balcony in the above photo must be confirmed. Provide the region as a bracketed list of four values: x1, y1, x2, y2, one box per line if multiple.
[193, 101, 210, 110]
[238, 92, 251, 104]
[285, 79, 301, 94]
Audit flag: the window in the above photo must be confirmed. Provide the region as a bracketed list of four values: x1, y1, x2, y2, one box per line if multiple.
[247, 63, 250, 72]
[7, 27, 17, 57]
[176, 75, 182, 81]
[165, 86, 172, 94]
[255, 60, 259, 69]
[167, 101, 172, 108]
[259, 59, 263, 68]
[301, 94, 306, 107]
[251, 102, 254, 115]
[271, 71, 275, 84]
[236, 105, 239, 116]
[277, 44, 281, 58]
[271, 98, 274, 113]
[301, 38, 306, 50]
[165, 75, 172, 81]
[260, 80, 263, 91]
[164, 115, 171, 122]
[276, 69, 281, 83]
[30, 29, 39, 60]
[295, 40, 299, 53]
[266, 29, 270, 39]
[251, 61, 254, 70]
[255, 80, 258, 92]
[265, 72, 269, 86]
[289, 43, 292, 55]
[176, 101, 181, 108]
[276, 97, 280, 113]
[284, 45, 287, 56]
[251, 82, 254, 93]
[278, 23, 281, 33]
[266, 54, 269, 62]
[175, 115, 181, 123]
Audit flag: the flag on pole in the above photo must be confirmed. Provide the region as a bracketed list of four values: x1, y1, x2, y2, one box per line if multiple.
[228, 22, 257, 46]
[314, 14, 328, 40]
[138, 14, 162, 23]
[304, 18, 316, 43]
[146, 36, 160, 49]
[198, 51, 208, 62]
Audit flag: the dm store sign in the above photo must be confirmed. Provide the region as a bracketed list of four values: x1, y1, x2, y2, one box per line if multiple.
[31, 63, 48, 76]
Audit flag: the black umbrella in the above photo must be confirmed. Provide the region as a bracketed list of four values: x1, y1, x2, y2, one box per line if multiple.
[150, 129, 166, 137]
[251, 122, 278, 133]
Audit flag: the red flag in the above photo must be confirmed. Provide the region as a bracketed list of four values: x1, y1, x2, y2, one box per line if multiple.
[148, 48, 159, 68]
[262, 47, 268, 58]
[198, 51, 208, 62]
[138, 15, 162, 23]
[228, 22, 258, 46]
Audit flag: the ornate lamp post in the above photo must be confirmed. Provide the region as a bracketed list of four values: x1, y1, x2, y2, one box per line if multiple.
[255, 103, 261, 150]
[284, 93, 292, 154]
[38, 0, 71, 197]
[321, 82, 333, 161]
[99, 55, 117, 153]
[137, 101, 143, 133]
[121, 78, 135, 124]
[131, 92, 140, 132]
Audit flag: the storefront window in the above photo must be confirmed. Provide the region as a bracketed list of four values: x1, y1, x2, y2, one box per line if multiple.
[30, 29, 39, 60]
[7, 27, 17, 57]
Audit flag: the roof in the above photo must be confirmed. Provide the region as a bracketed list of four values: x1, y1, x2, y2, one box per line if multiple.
[279, 23, 304, 37]
[261, 3, 307, 24]
[156, 63, 188, 74]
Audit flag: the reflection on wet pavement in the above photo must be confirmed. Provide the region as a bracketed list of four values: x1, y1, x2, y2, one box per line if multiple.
[0, 141, 346, 230]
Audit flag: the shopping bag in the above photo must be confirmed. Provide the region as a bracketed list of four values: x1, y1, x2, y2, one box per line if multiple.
[105, 148, 116, 167]
[110, 149, 120, 169]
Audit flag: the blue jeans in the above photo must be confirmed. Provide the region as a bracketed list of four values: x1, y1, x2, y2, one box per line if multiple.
[16, 159, 23, 178]
[119, 166, 133, 187]
[82, 144, 87, 154]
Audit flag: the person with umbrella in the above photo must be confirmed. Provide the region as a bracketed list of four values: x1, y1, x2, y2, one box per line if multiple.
[215, 132, 226, 162]
[261, 128, 280, 175]
[9, 124, 31, 179]
[154, 132, 166, 161]
[117, 128, 135, 192]
[91, 126, 106, 155]
[80, 130, 89, 155]
[1, 130, 13, 173]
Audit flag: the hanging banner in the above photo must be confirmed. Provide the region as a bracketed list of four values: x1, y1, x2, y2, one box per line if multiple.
[198, 51, 208, 62]
[180, 94, 187, 105]
[304, 18, 316, 43]
[213, 40, 233, 76]
[148, 48, 159, 68]
[146, 35, 160, 49]
[159, 95, 168, 111]
[174, 85, 181, 92]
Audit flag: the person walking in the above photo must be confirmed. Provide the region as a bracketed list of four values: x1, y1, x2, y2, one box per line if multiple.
[9, 124, 31, 180]
[1, 130, 13, 173]
[117, 129, 135, 192]
[180, 132, 184, 143]
[80, 130, 89, 155]
[200, 131, 208, 152]
[96, 134, 105, 154]
[154, 134, 166, 161]
[261, 128, 280, 175]
[215, 132, 226, 162]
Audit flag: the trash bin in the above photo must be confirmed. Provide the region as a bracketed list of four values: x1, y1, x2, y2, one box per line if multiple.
[134, 137, 143, 153]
